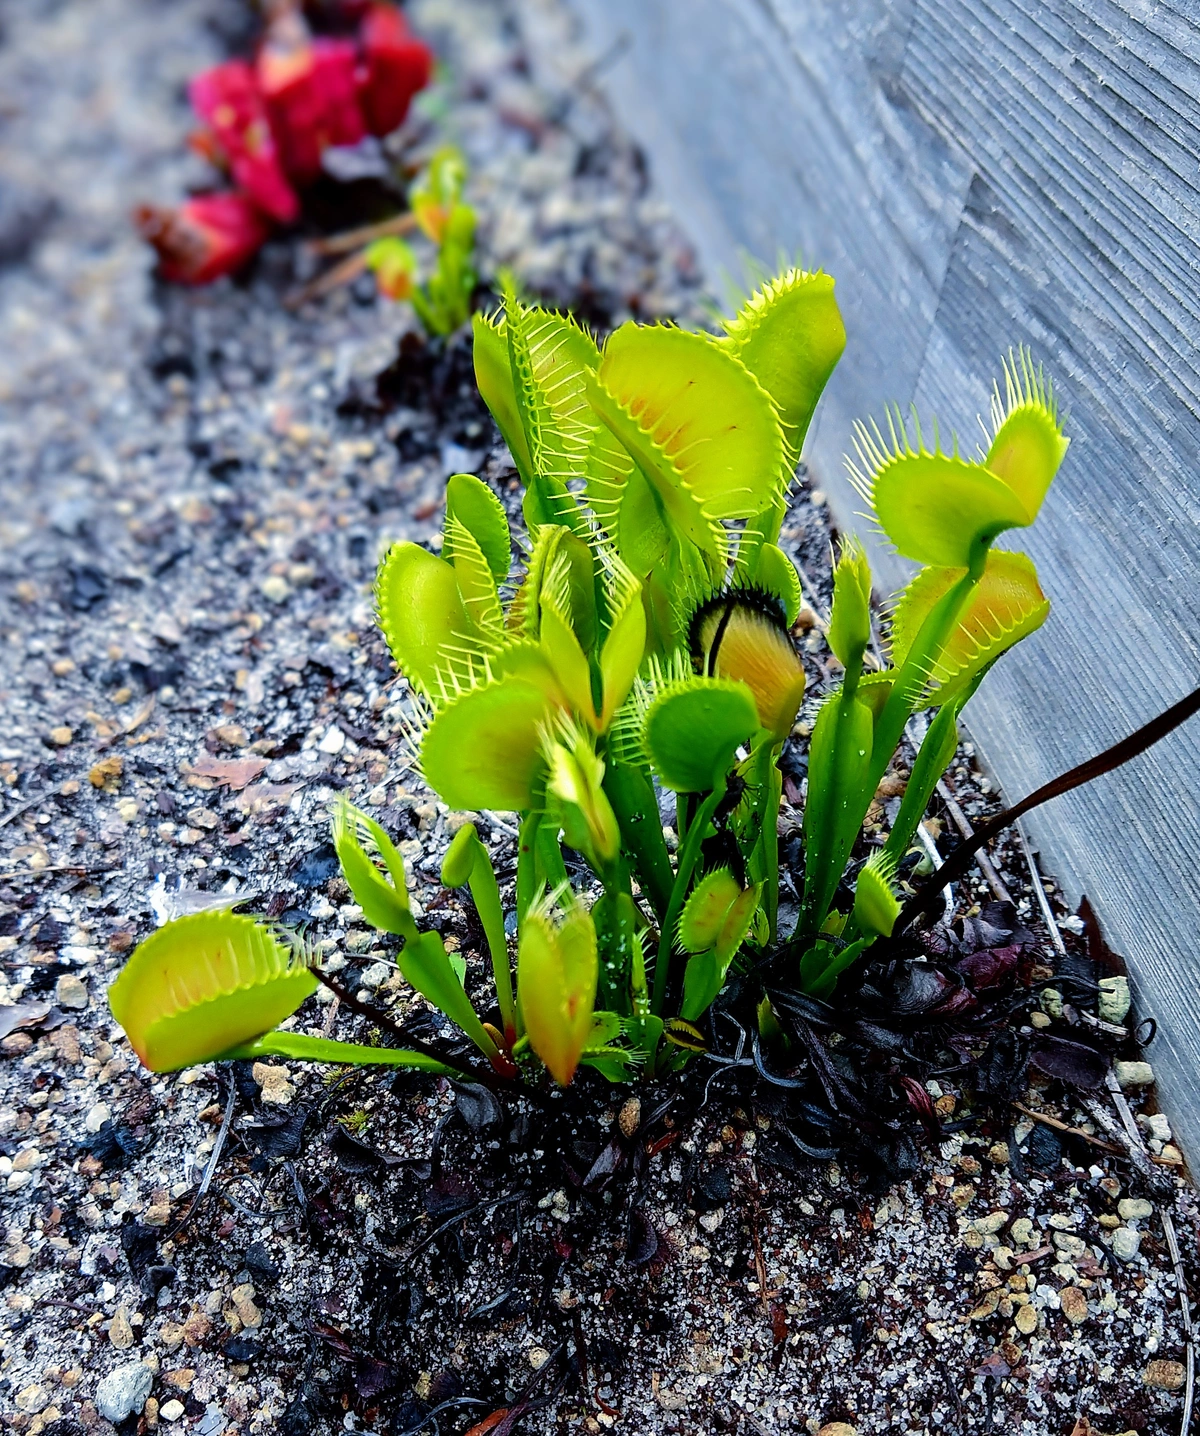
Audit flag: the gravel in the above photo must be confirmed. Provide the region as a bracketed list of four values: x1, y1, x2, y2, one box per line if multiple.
[0, 1, 1196, 1434]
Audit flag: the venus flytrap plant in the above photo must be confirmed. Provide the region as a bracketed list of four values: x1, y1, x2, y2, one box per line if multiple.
[368, 146, 477, 335]
[115, 264, 1178, 1099]
[789, 354, 1067, 994]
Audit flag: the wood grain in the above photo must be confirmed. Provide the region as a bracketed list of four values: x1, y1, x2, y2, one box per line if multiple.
[561, 0, 1200, 1156]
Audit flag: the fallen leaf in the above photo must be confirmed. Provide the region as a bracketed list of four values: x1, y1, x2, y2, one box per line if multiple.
[464, 1412, 510, 1436]
[0, 1001, 52, 1040]
[1029, 1034, 1108, 1089]
[190, 755, 270, 790]
[235, 781, 301, 814]
[123, 695, 157, 735]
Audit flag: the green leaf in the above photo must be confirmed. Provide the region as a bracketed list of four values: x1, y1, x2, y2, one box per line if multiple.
[856, 437, 1028, 569]
[643, 676, 759, 792]
[376, 541, 475, 693]
[602, 760, 675, 920]
[754, 543, 802, 626]
[538, 547, 596, 723]
[799, 934, 872, 999]
[678, 869, 742, 952]
[592, 891, 641, 1013]
[420, 674, 557, 811]
[890, 549, 1049, 707]
[801, 692, 874, 932]
[985, 349, 1069, 523]
[882, 697, 965, 869]
[597, 558, 647, 728]
[231, 1030, 458, 1075]
[440, 821, 515, 1041]
[588, 324, 785, 558]
[473, 312, 535, 485]
[398, 928, 498, 1059]
[332, 799, 418, 940]
[108, 912, 317, 1073]
[445, 472, 511, 583]
[720, 267, 846, 451]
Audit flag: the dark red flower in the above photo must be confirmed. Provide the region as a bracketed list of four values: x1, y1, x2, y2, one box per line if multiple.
[134, 193, 269, 285]
[357, 2, 434, 137]
[257, 11, 366, 183]
[188, 60, 299, 223]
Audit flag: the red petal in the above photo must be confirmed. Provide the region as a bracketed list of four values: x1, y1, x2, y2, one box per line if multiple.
[189, 61, 299, 223]
[357, 3, 433, 136]
[134, 193, 268, 285]
[258, 19, 367, 184]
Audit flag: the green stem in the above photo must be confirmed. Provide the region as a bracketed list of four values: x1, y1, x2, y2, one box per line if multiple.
[651, 778, 726, 1017]
[516, 810, 541, 923]
[799, 934, 874, 999]
[226, 1031, 460, 1076]
[882, 693, 968, 870]
[467, 846, 516, 1045]
[867, 562, 983, 799]
[797, 688, 873, 939]
[603, 761, 674, 922]
[538, 819, 571, 891]
[756, 744, 783, 944]
[794, 561, 985, 949]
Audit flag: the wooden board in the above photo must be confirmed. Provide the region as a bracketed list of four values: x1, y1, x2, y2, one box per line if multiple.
[561, 0, 1200, 1158]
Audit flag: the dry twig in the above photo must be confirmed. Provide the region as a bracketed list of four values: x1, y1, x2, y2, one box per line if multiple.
[1160, 1208, 1196, 1436]
[306, 211, 416, 256]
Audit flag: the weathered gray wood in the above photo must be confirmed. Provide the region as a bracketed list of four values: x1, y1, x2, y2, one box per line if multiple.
[561, 0, 1200, 1159]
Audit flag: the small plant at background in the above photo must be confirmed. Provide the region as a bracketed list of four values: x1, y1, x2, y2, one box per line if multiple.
[136, 0, 433, 283]
[111, 264, 1094, 1092]
[365, 145, 477, 334]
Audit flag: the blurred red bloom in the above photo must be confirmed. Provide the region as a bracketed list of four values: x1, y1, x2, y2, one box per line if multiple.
[357, 3, 434, 137]
[188, 60, 300, 223]
[134, 193, 269, 285]
[258, 11, 366, 183]
[136, 1, 436, 285]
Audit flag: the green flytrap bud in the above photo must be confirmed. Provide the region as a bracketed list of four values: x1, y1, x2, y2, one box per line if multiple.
[544, 722, 622, 872]
[332, 798, 418, 940]
[827, 539, 872, 672]
[852, 852, 901, 939]
[518, 889, 599, 1085]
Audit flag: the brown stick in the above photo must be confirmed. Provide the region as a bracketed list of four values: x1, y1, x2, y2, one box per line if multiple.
[284, 250, 370, 310]
[1011, 1100, 1122, 1155]
[897, 684, 1200, 934]
[306, 211, 417, 257]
